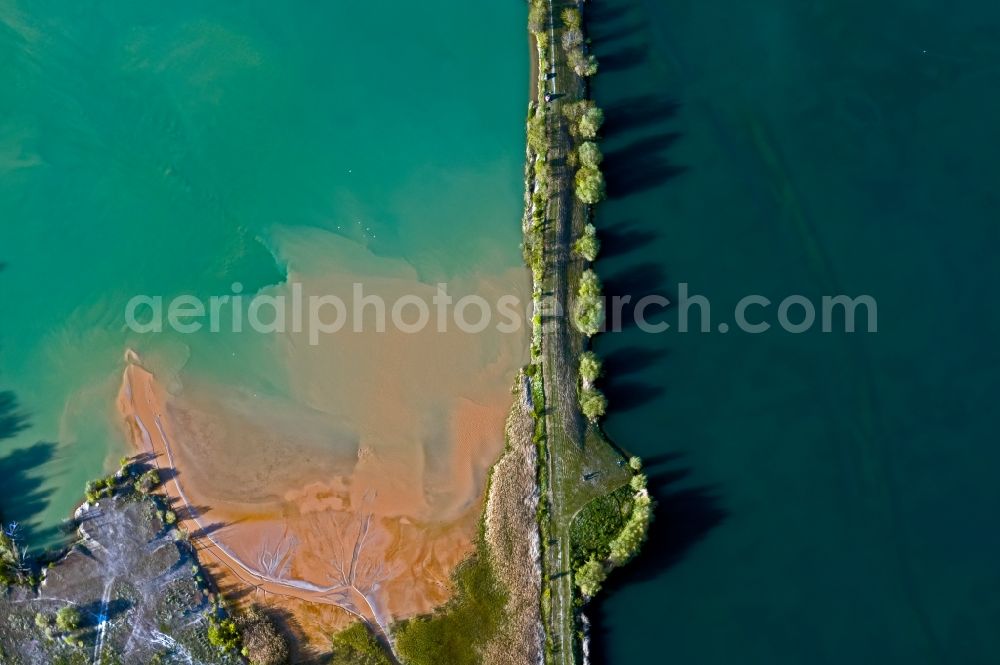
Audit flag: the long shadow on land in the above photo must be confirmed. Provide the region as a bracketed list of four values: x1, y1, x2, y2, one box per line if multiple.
[587, 455, 727, 665]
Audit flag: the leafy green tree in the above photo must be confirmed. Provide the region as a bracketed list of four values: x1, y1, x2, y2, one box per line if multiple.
[134, 469, 160, 494]
[609, 492, 653, 566]
[578, 106, 605, 139]
[561, 7, 582, 29]
[575, 557, 608, 598]
[574, 223, 601, 261]
[528, 1, 547, 33]
[207, 616, 241, 652]
[629, 473, 648, 492]
[562, 28, 584, 52]
[629, 456, 643, 471]
[578, 141, 603, 168]
[575, 166, 606, 205]
[579, 351, 602, 386]
[55, 606, 81, 632]
[569, 49, 599, 77]
[562, 100, 590, 124]
[580, 387, 608, 422]
[574, 269, 605, 336]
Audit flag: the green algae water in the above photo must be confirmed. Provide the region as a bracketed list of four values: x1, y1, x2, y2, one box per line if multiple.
[589, 0, 1000, 663]
[0, 1, 527, 547]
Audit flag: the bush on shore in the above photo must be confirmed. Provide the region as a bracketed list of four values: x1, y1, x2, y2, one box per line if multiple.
[528, 1, 547, 34]
[578, 141, 603, 168]
[608, 489, 653, 567]
[579, 350, 602, 386]
[134, 468, 161, 495]
[568, 49, 599, 77]
[575, 166, 606, 205]
[526, 112, 548, 155]
[562, 28, 584, 52]
[580, 106, 605, 139]
[330, 622, 393, 665]
[563, 101, 605, 140]
[237, 607, 288, 665]
[573, 269, 605, 336]
[85, 475, 116, 503]
[573, 223, 601, 262]
[575, 557, 608, 598]
[579, 387, 608, 422]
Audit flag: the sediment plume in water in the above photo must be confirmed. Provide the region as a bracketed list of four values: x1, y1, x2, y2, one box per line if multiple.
[116, 229, 529, 645]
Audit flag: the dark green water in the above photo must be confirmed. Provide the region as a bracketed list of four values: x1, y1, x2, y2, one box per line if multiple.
[589, 1, 1000, 663]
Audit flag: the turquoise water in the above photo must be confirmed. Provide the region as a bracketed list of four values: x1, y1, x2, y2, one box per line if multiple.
[0, 1, 527, 546]
[590, 0, 1000, 663]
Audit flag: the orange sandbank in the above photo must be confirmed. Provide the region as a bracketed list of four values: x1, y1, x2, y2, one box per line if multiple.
[115, 243, 527, 650]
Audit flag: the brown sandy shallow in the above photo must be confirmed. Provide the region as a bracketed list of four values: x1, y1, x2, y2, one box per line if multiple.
[116, 232, 530, 654]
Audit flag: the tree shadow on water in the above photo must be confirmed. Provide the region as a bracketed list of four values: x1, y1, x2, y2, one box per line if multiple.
[587, 457, 728, 665]
[602, 262, 673, 332]
[0, 440, 60, 545]
[598, 221, 658, 260]
[0, 390, 30, 442]
[602, 96, 682, 138]
[598, 44, 650, 73]
[604, 131, 688, 199]
[601, 346, 669, 378]
[590, 20, 645, 46]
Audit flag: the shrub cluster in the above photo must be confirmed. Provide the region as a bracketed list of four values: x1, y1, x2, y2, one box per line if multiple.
[573, 269, 605, 336]
[207, 614, 241, 653]
[134, 468, 161, 495]
[237, 607, 289, 665]
[579, 387, 608, 422]
[608, 488, 653, 567]
[575, 557, 607, 598]
[574, 223, 600, 262]
[560, 8, 599, 77]
[55, 605, 81, 632]
[330, 622, 393, 665]
[578, 351, 602, 386]
[563, 100, 605, 140]
[574, 166, 606, 205]
[85, 475, 117, 503]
